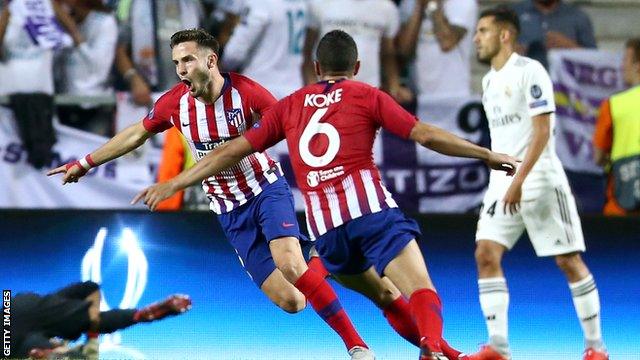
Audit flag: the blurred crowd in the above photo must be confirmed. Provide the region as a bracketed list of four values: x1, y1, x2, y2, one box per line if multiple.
[0, 0, 637, 215]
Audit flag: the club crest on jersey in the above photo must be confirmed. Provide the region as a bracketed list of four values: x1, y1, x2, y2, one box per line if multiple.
[307, 171, 320, 187]
[225, 108, 244, 128]
[530, 84, 542, 99]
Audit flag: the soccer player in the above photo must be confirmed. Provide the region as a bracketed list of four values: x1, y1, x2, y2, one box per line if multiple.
[133, 29, 519, 360]
[9, 281, 190, 359]
[467, 7, 608, 360]
[48, 28, 373, 360]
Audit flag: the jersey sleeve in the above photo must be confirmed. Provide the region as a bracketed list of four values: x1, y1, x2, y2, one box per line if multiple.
[593, 99, 613, 151]
[244, 77, 278, 115]
[142, 91, 175, 133]
[243, 102, 286, 152]
[523, 61, 556, 118]
[398, 0, 414, 24]
[447, 0, 478, 29]
[371, 88, 418, 139]
[221, 3, 269, 70]
[383, 2, 401, 38]
[218, 0, 247, 15]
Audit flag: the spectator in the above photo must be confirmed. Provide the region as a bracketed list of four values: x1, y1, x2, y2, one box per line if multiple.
[302, 0, 410, 102]
[593, 38, 640, 216]
[397, 0, 477, 101]
[0, 0, 83, 169]
[222, 0, 307, 100]
[114, 0, 203, 106]
[214, 0, 246, 47]
[512, 0, 596, 68]
[156, 127, 209, 211]
[56, 0, 118, 137]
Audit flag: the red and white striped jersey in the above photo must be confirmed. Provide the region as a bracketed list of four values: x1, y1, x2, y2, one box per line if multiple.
[143, 73, 281, 214]
[245, 79, 418, 238]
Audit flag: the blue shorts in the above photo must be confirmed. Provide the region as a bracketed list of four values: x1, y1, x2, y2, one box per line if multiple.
[218, 178, 308, 287]
[315, 208, 421, 276]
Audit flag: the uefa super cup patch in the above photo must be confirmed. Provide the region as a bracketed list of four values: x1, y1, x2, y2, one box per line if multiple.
[147, 107, 155, 119]
[529, 100, 548, 109]
[530, 84, 543, 99]
[225, 108, 244, 128]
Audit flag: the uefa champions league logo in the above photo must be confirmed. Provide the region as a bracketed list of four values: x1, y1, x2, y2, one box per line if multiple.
[81, 227, 148, 359]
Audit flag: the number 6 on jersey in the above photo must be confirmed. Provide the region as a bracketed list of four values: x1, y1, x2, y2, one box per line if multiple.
[299, 108, 340, 167]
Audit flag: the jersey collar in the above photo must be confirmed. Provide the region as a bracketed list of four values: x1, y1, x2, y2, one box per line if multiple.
[492, 52, 519, 73]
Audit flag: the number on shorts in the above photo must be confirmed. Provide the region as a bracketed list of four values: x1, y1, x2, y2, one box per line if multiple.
[299, 107, 340, 167]
[485, 200, 497, 217]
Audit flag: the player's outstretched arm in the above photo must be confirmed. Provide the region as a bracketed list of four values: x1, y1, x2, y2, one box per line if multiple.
[47, 122, 153, 184]
[409, 121, 519, 175]
[132, 136, 255, 211]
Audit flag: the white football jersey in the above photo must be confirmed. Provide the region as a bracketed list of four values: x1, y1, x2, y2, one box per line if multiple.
[307, 0, 399, 87]
[482, 53, 568, 192]
[217, 0, 247, 15]
[399, 0, 477, 99]
[222, 0, 307, 100]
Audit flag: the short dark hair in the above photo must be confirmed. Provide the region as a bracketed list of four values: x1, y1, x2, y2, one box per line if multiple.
[170, 29, 220, 55]
[479, 6, 520, 35]
[316, 30, 358, 73]
[626, 38, 640, 62]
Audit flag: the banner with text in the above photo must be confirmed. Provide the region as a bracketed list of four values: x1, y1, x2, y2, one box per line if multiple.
[0, 107, 160, 208]
[1, 95, 490, 212]
[548, 49, 625, 174]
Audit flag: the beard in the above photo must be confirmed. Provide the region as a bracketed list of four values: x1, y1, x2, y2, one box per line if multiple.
[477, 52, 492, 65]
[476, 48, 496, 65]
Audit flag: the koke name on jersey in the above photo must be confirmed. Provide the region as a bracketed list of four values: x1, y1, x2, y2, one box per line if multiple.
[304, 89, 343, 107]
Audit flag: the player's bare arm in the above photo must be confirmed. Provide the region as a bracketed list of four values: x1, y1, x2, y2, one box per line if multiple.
[502, 112, 551, 215]
[409, 121, 519, 174]
[47, 122, 153, 184]
[132, 136, 254, 210]
[430, 0, 467, 52]
[302, 27, 320, 84]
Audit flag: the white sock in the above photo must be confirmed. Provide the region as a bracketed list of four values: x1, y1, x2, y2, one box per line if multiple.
[569, 274, 604, 350]
[478, 277, 510, 355]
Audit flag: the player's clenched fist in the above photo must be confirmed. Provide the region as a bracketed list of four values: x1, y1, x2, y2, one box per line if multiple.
[46, 155, 96, 184]
[131, 181, 179, 211]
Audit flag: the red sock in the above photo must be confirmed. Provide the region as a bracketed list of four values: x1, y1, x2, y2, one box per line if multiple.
[295, 269, 367, 350]
[382, 296, 420, 346]
[307, 256, 330, 279]
[383, 296, 463, 359]
[409, 288, 443, 353]
[440, 339, 462, 359]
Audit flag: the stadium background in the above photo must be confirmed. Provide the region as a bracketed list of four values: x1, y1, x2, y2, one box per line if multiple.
[2, 211, 637, 360]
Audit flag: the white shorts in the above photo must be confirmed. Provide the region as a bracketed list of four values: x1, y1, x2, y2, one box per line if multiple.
[475, 185, 586, 257]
